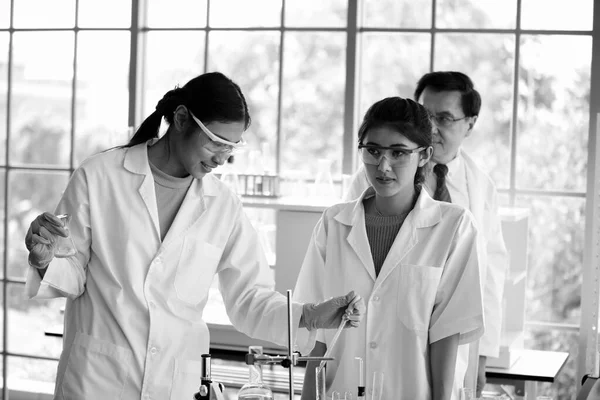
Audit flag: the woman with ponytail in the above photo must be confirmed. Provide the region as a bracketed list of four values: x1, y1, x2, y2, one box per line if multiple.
[294, 97, 484, 400]
[23, 72, 365, 399]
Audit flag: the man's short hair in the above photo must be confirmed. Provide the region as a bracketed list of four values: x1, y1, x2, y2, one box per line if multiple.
[414, 71, 482, 117]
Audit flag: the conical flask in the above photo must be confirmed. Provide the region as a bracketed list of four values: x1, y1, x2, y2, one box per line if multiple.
[237, 346, 274, 400]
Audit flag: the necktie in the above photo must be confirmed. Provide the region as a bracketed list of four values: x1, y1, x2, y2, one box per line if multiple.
[433, 164, 452, 203]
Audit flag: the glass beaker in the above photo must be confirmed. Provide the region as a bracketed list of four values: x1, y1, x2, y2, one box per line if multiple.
[313, 159, 336, 199]
[237, 346, 273, 400]
[54, 214, 77, 258]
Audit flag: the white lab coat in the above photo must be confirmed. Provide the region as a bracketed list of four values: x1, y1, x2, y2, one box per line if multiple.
[294, 187, 484, 400]
[26, 140, 303, 400]
[345, 151, 508, 358]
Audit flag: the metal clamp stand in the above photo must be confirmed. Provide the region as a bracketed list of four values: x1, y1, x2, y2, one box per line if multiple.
[193, 354, 224, 399]
[244, 290, 334, 400]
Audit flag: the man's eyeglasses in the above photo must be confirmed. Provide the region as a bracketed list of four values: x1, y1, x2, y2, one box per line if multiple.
[189, 110, 246, 155]
[358, 144, 426, 167]
[430, 113, 469, 128]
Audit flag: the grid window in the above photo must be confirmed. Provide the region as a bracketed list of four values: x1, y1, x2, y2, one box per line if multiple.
[0, 1, 597, 398]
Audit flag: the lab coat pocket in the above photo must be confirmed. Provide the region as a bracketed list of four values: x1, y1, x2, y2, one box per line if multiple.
[170, 359, 203, 400]
[397, 265, 443, 333]
[174, 238, 222, 305]
[60, 332, 133, 400]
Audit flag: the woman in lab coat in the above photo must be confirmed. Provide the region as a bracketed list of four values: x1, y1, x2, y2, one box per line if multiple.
[294, 97, 484, 400]
[24, 72, 364, 400]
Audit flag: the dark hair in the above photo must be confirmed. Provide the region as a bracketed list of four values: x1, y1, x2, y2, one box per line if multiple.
[124, 72, 251, 147]
[414, 71, 481, 117]
[357, 97, 433, 188]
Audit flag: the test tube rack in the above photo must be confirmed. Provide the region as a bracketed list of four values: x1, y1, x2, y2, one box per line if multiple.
[238, 174, 280, 198]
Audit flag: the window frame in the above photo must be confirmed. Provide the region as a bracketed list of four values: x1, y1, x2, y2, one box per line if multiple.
[0, 0, 598, 396]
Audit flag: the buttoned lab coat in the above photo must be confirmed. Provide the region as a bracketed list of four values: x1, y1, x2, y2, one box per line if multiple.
[25, 140, 303, 400]
[345, 151, 507, 359]
[294, 188, 484, 400]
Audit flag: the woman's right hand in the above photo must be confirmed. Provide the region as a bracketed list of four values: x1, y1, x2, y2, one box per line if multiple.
[24, 212, 68, 269]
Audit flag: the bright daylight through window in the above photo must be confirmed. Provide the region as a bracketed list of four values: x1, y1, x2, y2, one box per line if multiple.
[0, 0, 596, 399]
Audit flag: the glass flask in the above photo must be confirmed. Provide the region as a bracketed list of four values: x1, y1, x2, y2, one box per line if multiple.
[237, 346, 273, 400]
[54, 214, 77, 258]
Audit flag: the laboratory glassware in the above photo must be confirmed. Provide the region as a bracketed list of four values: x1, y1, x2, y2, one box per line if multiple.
[313, 158, 336, 198]
[371, 371, 384, 400]
[241, 290, 334, 400]
[317, 315, 349, 372]
[237, 346, 274, 400]
[54, 214, 77, 258]
[459, 387, 474, 400]
[316, 365, 327, 400]
[355, 357, 365, 399]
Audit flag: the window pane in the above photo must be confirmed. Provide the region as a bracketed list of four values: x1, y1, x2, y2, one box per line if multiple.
[525, 328, 578, 399]
[517, 195, 584, 325]
[8, 356, 58, 395]
[0, 0, 9, 28]
[78, 0, 131, 28]
[282, 32, 345, 178]
[0, 170, 5, 279]
[13, 0, 75, 28]
[208, 31, 279, 173]
[359, 33, 430, 124]
[436, 0, 516, 29]
[435, 34, 515, 189]
[521, 0, 593, 31]
[10, 32, 74, 167]
[75, 31, 130, 165]
[209, 0, 281, 28]
[517, 35, 591, 192]
[8, 283, 64, 358]
[284, 0, 346, 27]
[362, 0, 431, 29]
[142, 31, 205, 118]
[8, 170, 69, 280]
[146, 0, 207, 28]
[0, 32, 7, 165]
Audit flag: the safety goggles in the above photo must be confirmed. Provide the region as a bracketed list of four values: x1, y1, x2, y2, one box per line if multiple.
[189, 111, 246, 155]
[358, 144, 426, 167]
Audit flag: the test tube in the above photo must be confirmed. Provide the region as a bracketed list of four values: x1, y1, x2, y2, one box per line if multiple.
[371, 371, 384, 400]
[354, 357, 364, 399]
[316, 366, 326, 400]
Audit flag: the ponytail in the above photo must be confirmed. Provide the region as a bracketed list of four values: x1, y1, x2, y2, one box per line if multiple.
[122, 72, 250, 148]
[123, 87, 189, 148]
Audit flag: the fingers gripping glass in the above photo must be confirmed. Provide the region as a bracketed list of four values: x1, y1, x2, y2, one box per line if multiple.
[54, 214, 77, 258]
[189, 111, 246, 155]
[358, 144, 425, 167]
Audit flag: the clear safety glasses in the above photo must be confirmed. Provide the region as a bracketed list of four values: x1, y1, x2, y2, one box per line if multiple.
[358, 144, 426, 167]
[189, 111, 246, 155]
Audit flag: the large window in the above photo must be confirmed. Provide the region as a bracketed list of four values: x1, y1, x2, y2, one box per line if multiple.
[0, 0, 597, 399]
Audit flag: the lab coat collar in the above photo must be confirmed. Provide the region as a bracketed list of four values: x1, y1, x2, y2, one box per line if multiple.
[333, 187, 443, 282]
[461, 150, 486, 222]
[122, 139, 219, 198]
[333, 186, 442, 230]
[122, 139, 221, 243]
